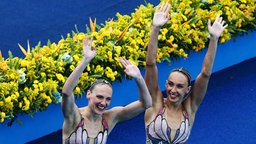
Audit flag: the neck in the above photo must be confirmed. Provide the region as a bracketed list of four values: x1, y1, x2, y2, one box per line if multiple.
[82, 106, 102, 122]
[165, 99, 182, 112]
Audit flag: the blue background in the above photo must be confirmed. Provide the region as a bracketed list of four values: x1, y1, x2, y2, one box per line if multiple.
[1, 0, 256, 143]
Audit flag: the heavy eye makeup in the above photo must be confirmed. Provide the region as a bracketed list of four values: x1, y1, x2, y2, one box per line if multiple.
[96, 95, 111, 101]
[96, 95, 103, 99]
[167, 81, 186, 89]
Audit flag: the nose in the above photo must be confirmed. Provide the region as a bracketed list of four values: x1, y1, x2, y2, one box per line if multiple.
[100, 99, 108, 107]
[170, 86, 177, 93]
[100, 99, 106, 105]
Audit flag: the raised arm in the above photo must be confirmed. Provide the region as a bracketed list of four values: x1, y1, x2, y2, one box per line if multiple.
[145, 2, 170, 103]
[111, 58, 152, 122]
[188, 14, 228, 113]
[62, 37, 96, 122]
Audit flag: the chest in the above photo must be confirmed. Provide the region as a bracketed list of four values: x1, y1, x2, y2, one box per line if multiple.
[146, 109, 191, 143]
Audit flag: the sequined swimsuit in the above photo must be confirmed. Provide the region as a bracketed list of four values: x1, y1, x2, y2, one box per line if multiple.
[146, 106, 190, 144]
[65, 117, 108, 144]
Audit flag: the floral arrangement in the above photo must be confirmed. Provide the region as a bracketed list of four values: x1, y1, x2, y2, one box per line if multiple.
[0, 0, 255, 126]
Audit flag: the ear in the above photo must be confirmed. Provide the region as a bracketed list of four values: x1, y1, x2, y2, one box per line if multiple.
[186, 86, 192, 94]
[86, 90, 91, 99]
[165, 80, 168, 88]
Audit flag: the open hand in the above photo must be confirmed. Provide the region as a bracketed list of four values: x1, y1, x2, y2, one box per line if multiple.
[208, 14, 228, 40]
[120, 57, 141, 79]
[82, 37, 96, 59]
[153, 2, 171, 27]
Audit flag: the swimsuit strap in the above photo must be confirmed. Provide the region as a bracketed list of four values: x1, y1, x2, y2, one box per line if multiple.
[78, 117, 84, 128]
[158, 106, 165, 115]
[182, 108, 189, 119]
[102, 117, 108, 130]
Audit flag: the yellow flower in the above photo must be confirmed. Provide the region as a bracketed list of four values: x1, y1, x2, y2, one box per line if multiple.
[0, 61, 9, 72]
[74, 87, 81, 95]
[86, 65, 91, 71]
[40, 72, 46, 78]
[19, 102, 22, 108]
[105, 67, 118, 81]
[0, 101, 3, 107]
[1, 0, 255, 125]
[171, 24, 179, 32]
[22, 97, 30, 111]
[0, 112, 5, 122]
[10, 92, 19, 101]
[5, 96, 14, 111]
[1, 112, 5, 119]
[40, 93, 52, 106]
[94, 65, 104, 74]
[56, 73, 65, 83]
[107, 51, 114, 62]
[73, 33, 86, 41]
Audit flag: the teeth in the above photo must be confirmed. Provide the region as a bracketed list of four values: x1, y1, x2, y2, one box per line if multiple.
[171, 95, 177, 98]
[98, 105, 105, 110]
[170, 93, 177, 99]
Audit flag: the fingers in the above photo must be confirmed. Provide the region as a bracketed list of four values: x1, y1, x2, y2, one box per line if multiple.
[120, 57, 127, 67]
[155, 5, 160, 12]
[215, 14, 220, 22]
[223, 23, 228, 29]
[83, 37, 93, 46]
[207, 19, 211, 29]
[164, 3, 171, 13]
[210, 14, 228, 29]
[159, 2, 170, 13]
[120, 57, 132, 67]
[89, 37, 93, 46]
[217, 15, 222, 23]
[215, 14, 226, 26]
[221, 20, 225, 25]
[83, 37, 89, 46]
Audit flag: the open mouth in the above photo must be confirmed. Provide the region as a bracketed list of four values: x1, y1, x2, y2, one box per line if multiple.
[170, 94, 178, 99]
[168, 90, 178, 99]
[96, 104, 106, 111]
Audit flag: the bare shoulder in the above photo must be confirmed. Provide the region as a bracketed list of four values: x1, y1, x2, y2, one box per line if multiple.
[145, 98, 164, 125]
[62, 110, 82, 142]
[104, 106, 123, 115]
[102, 107, 123, 132]
[182, 97, 196, 126]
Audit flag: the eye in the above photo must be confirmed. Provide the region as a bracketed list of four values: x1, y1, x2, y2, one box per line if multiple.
[177, 84, 184, 89]
[167, 81, 174, 87]
[96, 95, 104, 99]
[106, 97, 111, 101]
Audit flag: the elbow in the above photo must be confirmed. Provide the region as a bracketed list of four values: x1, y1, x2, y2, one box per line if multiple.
[62, 89, 72, 98]
[144, 99, 152, 109]
[201, 68, 212, 78]
[146, 103, 152, 109]
[146, 59, 156, 67]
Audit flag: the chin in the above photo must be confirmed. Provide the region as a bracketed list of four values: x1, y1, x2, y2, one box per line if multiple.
[168, 95, 181, 103]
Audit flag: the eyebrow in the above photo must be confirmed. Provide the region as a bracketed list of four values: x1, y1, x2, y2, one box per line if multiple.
[167, 80, 187, 86]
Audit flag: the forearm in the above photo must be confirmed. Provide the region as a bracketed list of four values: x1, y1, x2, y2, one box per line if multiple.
[135, 75, 152, 108]
[145, 26, 161, 97]
[146, 26, 161, 65]
[61, 58, 91, 119]
[201, 36, 218, 77]
[62, 57, 92, 95]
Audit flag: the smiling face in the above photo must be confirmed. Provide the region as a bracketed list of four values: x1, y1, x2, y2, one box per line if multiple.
[165, 71, 191, 104]
[87, 84, 113, 115]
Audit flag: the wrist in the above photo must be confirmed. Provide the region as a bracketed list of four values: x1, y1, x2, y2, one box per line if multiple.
[134, 74, 143, 81]
[152, 25, 161, 30]
[82, 56, 93, 62]
[210, 35, 219, 42]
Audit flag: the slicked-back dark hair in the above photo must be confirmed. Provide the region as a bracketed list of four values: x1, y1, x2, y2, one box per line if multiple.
[169, 67, 191, 86]
[89, 79, 112, 91]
